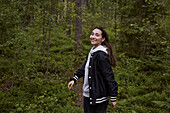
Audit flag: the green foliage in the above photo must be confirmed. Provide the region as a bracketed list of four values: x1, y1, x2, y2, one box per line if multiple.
[152, 99, 170, 110]
[0, 0, 169, 113]
[0, 77, 82, 113]
[109, 53, 169, 113]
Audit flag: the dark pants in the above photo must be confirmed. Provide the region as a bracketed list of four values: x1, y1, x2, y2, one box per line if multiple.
[84, 97, 109, 113]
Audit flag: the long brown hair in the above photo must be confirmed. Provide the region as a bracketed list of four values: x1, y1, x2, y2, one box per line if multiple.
[95, 27, 116, 67]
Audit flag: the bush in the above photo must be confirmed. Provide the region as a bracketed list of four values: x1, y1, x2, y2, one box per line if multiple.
[0, 77, 83, 113]
[108, 54, 169, 113]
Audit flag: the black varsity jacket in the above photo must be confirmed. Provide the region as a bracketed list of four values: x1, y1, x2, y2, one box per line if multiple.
[71, 51, 118, 105]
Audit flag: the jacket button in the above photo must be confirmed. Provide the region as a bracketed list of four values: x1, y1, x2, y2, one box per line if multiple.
[90, 56, 92, 58]
[89, 66, 91, 68]
[90, 98, 92, 100]
[90, 87, 91, 89]
[89, 76, 91, 79]
[90, 102, 92, 104]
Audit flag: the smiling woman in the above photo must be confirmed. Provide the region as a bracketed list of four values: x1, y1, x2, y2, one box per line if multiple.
[90, 29, 105, 48]
[68, 27, 118, 113]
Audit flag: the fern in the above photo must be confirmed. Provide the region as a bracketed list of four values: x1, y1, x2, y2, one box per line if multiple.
[152, 100, 170, 109]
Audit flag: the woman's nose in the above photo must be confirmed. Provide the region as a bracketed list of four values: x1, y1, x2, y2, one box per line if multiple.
[90, 35, 95, 39]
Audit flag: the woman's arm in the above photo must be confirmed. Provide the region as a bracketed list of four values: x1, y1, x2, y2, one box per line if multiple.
[70, 62, 86, 83]
[68, 61, 86, 90]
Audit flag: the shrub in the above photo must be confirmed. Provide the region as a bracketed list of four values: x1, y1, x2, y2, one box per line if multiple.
[0, 77, 83, 113]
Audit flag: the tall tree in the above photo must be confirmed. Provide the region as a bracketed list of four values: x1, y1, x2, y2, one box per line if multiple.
[66, 0, 72, 37]
[42, 9, 47, 57]
[75, 0, 82, 50]
[114, 0, 117, 49]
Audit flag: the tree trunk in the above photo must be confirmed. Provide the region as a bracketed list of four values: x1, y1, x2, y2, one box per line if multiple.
[42, 9, 46, 57]
[12, 45, 21, 88]
[141, 1, 148, 59]
[75, 0, 82, 50]
[51, 0, 56, 26]
[114, 0, 117, 50]
[13, 45, 21, 75]
[66, 0, 72, 37]
[59, 0, 64, 24]
[46, 27, 50, 81]
[118, 0, 123, 49]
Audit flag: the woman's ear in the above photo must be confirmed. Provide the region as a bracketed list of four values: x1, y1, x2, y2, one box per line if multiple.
[102, 37, 105, 42]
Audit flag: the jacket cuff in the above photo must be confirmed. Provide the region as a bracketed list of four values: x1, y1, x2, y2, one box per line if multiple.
[110, 97, 116, 102]
[70, 75, 79, 83]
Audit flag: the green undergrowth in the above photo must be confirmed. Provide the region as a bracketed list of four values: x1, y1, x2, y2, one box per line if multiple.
[107, 55, 170, 113]
[0, 53, 169, 113]
[0, 77, 83, 113]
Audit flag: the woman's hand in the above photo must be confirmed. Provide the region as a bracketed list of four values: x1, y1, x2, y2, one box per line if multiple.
[68, 80, 75, 90]
[111, 101, 116, 109]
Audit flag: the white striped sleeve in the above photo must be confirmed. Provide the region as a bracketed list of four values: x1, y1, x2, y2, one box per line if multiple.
[73, 75, 79, 80]
[110, 97, 116, 102]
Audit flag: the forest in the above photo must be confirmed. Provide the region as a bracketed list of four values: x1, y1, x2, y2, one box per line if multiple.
[0, 0, 169, 112]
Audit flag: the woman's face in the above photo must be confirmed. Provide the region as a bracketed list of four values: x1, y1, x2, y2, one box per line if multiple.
[90, 29, 105, 48]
